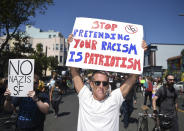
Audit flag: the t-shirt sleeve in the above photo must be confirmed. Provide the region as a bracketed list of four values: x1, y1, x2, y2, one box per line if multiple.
[111, 88, 124, 108]
[78, 85, 92, 101]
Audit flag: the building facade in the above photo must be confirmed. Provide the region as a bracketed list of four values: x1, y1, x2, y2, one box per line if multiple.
[26, 25, 68, 67]
[167, 50, 184, 81]
[143, 43, 184, 78]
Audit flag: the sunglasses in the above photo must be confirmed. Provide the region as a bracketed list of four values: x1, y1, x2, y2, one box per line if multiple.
[93, 81, 109, 87]
[168, 79, 174, 81]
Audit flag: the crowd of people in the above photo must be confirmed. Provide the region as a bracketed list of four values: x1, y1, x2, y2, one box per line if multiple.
[0, 35, 181, 131]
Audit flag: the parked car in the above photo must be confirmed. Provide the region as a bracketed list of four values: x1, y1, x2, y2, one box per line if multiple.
[174, 81, 184, 93]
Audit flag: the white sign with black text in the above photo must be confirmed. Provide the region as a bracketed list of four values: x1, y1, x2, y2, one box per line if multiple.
[8, 59, 35, 97]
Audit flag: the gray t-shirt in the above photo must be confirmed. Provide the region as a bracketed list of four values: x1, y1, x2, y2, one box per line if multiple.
[155, 86, 177, 115]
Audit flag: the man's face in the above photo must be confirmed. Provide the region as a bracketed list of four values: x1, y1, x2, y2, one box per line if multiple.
[90, 73, 109, 101]
[166, 75, 175, 87]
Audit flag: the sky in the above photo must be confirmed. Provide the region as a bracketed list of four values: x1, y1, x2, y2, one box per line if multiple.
[29, 0, 184, 44]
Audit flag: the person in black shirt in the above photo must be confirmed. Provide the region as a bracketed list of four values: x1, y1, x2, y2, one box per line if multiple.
[4, 75, 49, 131]
[120, 84, 136, 128]
[152, 74, 178, 131]
[50, 80, 62, 118]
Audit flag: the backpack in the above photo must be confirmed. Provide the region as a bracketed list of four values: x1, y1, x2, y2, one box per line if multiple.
[156, 85, 177, 107]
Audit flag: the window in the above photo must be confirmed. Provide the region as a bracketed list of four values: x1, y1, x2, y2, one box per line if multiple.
[60, 44, 63, 50]
[60, 56, 62, 63]
[56, 44, 59, 50]
[53, 35, 56, 37]
[49, 35, 51, 38]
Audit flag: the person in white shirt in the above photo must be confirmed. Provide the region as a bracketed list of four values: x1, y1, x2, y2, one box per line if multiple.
[68, 34, 147, 131]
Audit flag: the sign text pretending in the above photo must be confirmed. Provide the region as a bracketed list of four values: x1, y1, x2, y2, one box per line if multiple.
[66, 17, 144, 74]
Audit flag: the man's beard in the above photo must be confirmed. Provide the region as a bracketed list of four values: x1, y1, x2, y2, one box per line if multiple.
[167, 83, 174, 91]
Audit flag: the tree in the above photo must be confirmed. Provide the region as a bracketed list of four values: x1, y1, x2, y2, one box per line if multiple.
[0, 0, 53, 52]
[29, 43, 59, 78]
[48, 56, 58, 72]
[0, 0, 53, 77]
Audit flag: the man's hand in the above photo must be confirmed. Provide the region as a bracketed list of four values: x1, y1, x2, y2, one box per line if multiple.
[4, 88, 12, 101]
[134, 100, 137, 104]
[27, 91, 38, 102]
[4, 88, 14, 112]
[142, 40, 148, 51]
[4, 88, 11, 96]
[67, 34, 73, 44]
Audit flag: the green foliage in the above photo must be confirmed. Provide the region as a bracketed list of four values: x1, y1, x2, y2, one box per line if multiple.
[28, 44, 58, 78]
[0, 0, 53, 52]
[48, 56, 58, 71]
[0, 0, 53, 77]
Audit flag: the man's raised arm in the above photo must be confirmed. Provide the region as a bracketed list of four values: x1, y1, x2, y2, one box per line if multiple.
[120, 74, 138, 97]
[70, 67, 84, 93]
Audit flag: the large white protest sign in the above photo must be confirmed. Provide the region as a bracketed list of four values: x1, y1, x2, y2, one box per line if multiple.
[8, 59, 35, 97]
[66, 17, 144, 74]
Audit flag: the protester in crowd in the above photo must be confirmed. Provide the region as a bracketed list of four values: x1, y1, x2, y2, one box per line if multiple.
[50, 80, 62, 118]
[67, 34, 147, 131]
[4, 75, 49, 131]
[66, 77, 73, 90]
[120, 84, 137, 128]
[152, 77, 163, 99]
[61, 76, 67, 95]
[153, 74, 178, 131]
[136, 76, 142, 92]
[0, 78, 7, 113]
[48, 73, 57, 91]
[140, 77, 146, 96]
[144, 76, 153, 108]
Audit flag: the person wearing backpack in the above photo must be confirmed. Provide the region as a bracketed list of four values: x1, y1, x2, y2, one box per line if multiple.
[152, 74, 178, 131]
[144, 76, 153, 108]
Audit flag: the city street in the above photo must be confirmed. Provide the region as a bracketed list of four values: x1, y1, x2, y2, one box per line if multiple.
[44, 89, 184, 131]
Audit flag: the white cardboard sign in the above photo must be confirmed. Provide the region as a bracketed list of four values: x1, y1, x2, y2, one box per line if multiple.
[8, 59, 35, 97]
[66, 17, 144, 74]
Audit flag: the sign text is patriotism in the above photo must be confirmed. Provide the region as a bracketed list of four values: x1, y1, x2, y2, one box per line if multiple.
[66, 17, 144, 74]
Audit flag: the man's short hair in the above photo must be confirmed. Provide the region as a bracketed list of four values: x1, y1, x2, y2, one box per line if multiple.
[165, 74, 174, 81]
[91, 70, 109, 81]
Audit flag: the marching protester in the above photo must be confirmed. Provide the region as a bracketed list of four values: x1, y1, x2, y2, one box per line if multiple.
[67, 34, 147, 131]
[50, 80, 62, 118]
[48, 73, 57, 91]
[152, 74, 178, 131]
[144, 76, 153, 108]
[120, 83, 137, 128]
[0, 78, 7, 113]
[140, 77, 146, 96]
[4, 75, 49, 131]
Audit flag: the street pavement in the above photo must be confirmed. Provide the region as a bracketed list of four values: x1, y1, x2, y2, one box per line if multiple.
[44, 89, 184, 131]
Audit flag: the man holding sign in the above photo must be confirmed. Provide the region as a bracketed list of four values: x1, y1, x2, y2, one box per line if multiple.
[4, 59, 49, 131]
[67, 30, 147, 131]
